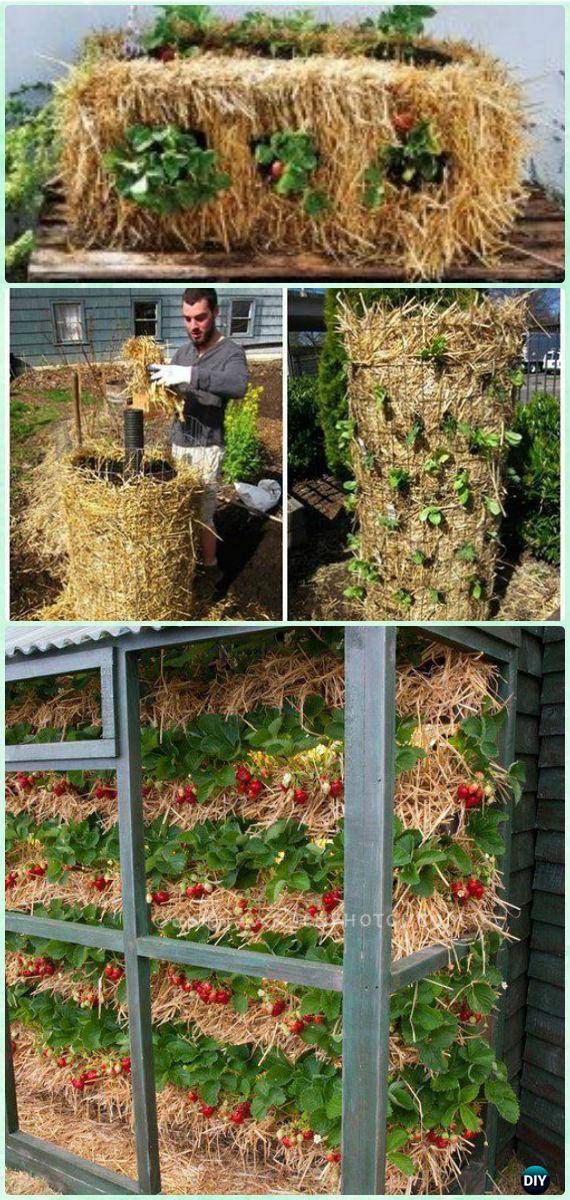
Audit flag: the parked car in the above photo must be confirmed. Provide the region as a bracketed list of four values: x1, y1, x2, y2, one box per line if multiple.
[543, 349, 561, 374]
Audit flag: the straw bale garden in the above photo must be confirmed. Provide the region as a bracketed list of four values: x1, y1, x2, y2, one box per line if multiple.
[9, 343, 282, 622]
[288, 288, 561, 622]
[5, 623, 537, 1195]
[8, 4, 559, 282]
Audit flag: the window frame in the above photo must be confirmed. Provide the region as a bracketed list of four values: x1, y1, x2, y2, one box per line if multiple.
[131, 298, 162, 340]
[50, 299, 87, 346]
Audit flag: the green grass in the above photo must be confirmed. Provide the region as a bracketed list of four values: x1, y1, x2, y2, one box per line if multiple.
[10, 387, 95, 479]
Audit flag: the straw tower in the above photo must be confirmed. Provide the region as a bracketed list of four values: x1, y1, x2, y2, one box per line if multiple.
[337, 295, 527, 619]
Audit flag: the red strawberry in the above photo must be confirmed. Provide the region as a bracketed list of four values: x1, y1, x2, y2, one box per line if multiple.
[200, 1104, 216, 1118]
[247, 779, 263, 798]
[293, 788, 308, 806]
[188, 1090, 199, 1102]
[450, 880, 468, 904]
[467, 877, 485, 900]
[214, 989, 231, 1005]
[329, 779, 344, 798]
[271, 1000, 286, 1017]
[393, 110, 415, 135]
[235, 766, 251, 784]
[151, 890, 170, 905]
[308, 904, 319, 917]
[57, 1055, 67, 1067]
[290, 1019, 305, 1035]
[457, 784, 469, 800]
[436, 1136, 449, 1149]
[326, 1151, 342, 1163]
[281, 1135, 293, 1148]
[303, 1129, 314, 1141]
[121, 1057, 131, 1071]
[157, 44, 176, 62]
[92, 876, 109, 892]
[270, 160, 285, 181]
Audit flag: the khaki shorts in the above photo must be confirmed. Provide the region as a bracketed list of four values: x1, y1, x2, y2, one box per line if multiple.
[172, 443, 223, 527]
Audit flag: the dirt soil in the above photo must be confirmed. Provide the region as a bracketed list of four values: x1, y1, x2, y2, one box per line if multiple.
[10, 358, 282, 621]
[288, 475, 560, 622]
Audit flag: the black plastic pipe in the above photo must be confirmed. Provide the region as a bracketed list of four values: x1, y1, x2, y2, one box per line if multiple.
[123, 407, 144, 477]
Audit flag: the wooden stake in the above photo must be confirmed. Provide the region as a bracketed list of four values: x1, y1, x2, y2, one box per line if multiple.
[72, 370, 83, 445]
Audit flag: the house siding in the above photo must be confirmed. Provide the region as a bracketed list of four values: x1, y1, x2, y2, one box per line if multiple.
[516, 628, 565, 1185]
[10, 288, 283, 366]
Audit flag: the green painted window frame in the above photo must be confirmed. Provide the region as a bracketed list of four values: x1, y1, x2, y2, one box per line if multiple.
[4, 623, 519, 1195]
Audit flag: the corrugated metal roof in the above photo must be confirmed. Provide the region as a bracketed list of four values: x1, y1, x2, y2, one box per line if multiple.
[5, 624, 163, 658]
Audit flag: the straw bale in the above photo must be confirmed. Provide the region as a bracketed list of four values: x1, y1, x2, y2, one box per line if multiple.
[58, 445, 204, 620]
[122, 335, 180, 417]
[338, 296, 528, 617]
[58, 43, 526, 277]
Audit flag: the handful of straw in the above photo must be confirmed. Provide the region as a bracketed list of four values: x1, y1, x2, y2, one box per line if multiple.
[122, 335, 182, 417]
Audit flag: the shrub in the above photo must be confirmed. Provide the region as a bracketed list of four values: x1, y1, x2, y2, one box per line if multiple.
[288, 375, 326, 479]
[316, 288, 477, 477]
[222, 384, 264, 483]
[507, 391, 560, 564]
[5, 83, 57, 279]
[103, 125, 230, 214]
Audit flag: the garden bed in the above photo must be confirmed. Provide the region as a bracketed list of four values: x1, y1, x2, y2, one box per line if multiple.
[7, 627, 523, 1194]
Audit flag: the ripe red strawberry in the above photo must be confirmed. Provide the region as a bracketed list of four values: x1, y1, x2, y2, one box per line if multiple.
[52, 780, 67, 796]
[393, 110, 415, 135]
[247, 779, 263, 798]
[235, 766, 251, 784]
[281, 1135, 293, 1148]
[121, 1057, 131, 1071]
[271, 1000, 285, 1017]
[250, 919, 263, 933]
[230, 1110, 245, 1124]
[71, 1078, 85, 1090]
[177, 786, 197, 805]
[57, 1055, 67, 1068]
[270, 159, 285, 180]
[464, 1130, 478, 1141]
[151, 890, 170, 905]
[214, 989, 231, 1005]
[326, 1151, 342, 1163]
[436, 1136, 450, 1149]
[293, 788, 308, 806]
[200, 1104, 216, 1118]
[303, 1129, 314, 1141]
[308, 904, 319, 917]
[28, 864, 46, 878]
[450, 880, 468, 904]
[329, 778, 344, 798]
[467, 877, 485, 899]
[290, 1019, 305, 1035]
[188, 1090, 199, 1102]
[92, 876, 109, 892]
[157, 44, 176, 62]
[457, 784, 469, 800]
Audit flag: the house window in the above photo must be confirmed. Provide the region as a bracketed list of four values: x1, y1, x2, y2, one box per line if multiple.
[133, 300, 160, 338]
[229, 298, 254, 336]
[52, 301, 85, 344]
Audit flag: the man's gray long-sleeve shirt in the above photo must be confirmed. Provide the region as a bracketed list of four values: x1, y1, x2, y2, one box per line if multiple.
[170, 336, 249, 447]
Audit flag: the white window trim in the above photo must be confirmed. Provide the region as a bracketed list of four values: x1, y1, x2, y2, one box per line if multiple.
[50, 299, 87, 346]
[228, 297, 256, 338]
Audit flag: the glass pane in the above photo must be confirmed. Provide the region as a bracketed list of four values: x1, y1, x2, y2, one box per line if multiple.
[230, 300, 252, 334]
[53, 302, 83, 343]
[133, 301, 158, 337]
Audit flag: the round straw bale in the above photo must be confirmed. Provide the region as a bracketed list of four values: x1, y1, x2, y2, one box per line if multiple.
[57, 40, 526, 277]
[58, 445, 204, 620]
[338, 295, 527, 618]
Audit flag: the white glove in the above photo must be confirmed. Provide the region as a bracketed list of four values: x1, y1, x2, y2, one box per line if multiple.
[149, 363, 193, 387]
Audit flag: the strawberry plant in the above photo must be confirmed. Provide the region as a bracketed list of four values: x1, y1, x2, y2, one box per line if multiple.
[364, 119, 445, 207]
[103, 125, 230, 214]
[254, 131, 328, 216]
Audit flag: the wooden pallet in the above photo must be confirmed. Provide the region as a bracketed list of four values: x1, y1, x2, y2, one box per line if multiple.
[28, 184, 564, 282]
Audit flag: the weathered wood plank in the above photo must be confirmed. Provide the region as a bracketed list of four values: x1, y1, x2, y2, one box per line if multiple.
[505, 973, 527, 1017]
[539, 704, 564, 737]
[517, 754, 538, 792]
[509, 867, 533, 906]
[529, 951, 564, 987]
[542, 640, 565, 672]
[503, 1005, 526, 1053]
[537, 768, 565, 800]
[535, 830, 564, 863]
[538, 736, 564, 768]
[531, 891, 564, 925]
[515, 673, 541, 715]
[536, 799, 564, 829]
[513, 794, 536, 832]
[520, 1092, 564, 1136]
[517, 635, 544, 677]
[514, 714, 539, 755]
[507, 900, 531, 942]
[28, 186, 565, 283]
[522, 1063, 565, 1105]
[525, 1008, 564, 1047]
[524, 1034, 564, 1075]
[510, 830, 535, 872]
[506, 939, 529, 982]
[533, 862, 564, 895]
[526, 979, 564, 1018]
[530, 921, 564, 956]
[540, 671, 564, 704]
